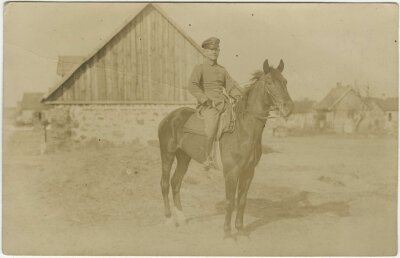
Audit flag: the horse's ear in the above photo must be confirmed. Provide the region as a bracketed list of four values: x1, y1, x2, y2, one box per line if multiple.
[277, 59, 284, 72]
[263, 59, 270, 74]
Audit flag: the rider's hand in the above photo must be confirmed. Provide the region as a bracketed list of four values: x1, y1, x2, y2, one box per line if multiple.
[233, 95, 242, 103]
[203, 99, 213, 107]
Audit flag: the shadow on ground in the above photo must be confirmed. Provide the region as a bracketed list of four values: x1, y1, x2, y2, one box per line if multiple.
[187, 191, 350, 236]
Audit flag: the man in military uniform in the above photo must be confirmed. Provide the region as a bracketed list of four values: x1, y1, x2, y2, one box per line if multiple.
[188, 37, 243, 168]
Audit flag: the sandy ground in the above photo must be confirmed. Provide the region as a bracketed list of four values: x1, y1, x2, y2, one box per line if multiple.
[2, 123, 398, 255]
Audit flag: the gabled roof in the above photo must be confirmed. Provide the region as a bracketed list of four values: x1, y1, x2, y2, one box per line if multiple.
[314, 85, 354, 111]
[21, 93, 46, 111]
[371, 97, 399, 111]
[42, 3, 205, 103]
[57, 56, 85, 77]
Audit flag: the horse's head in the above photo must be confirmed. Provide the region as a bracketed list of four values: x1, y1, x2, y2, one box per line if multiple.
[251, 59, 294, 118]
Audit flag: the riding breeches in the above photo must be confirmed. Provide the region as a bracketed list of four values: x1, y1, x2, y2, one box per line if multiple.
[202, 106, 221, 139]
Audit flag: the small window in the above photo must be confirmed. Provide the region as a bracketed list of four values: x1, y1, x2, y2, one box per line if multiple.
[388, 112, 392, 122]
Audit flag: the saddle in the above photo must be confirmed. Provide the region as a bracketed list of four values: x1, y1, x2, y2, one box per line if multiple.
[182, 100, 236, 139]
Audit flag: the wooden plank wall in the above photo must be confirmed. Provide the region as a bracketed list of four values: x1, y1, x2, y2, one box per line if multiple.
[57, 6, 203, 102]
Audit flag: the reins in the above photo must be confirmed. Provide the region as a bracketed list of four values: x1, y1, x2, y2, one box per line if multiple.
[243, 109, 282, 122]
[238, 79, 283, 123]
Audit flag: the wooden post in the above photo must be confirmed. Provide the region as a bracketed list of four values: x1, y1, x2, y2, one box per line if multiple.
[41, 120, 49, 155]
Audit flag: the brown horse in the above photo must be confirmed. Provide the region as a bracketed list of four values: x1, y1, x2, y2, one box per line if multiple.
[158, 59, 294, 237]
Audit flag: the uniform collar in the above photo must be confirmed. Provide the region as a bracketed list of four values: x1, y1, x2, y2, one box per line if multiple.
[204, 59, 218, 66]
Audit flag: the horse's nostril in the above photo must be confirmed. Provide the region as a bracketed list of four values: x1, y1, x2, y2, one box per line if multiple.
[281, 101, 294, 117]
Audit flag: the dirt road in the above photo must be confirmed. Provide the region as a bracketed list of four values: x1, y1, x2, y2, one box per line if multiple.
[2, 127, 397, 255]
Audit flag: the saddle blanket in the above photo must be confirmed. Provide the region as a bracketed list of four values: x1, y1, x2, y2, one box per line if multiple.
[182, 103, 235, 138]
[181, 103, 235, 171]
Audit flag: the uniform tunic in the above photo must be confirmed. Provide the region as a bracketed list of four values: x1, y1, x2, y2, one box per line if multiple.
[188, 61, 242, 111]
[188, 61, 243, 139]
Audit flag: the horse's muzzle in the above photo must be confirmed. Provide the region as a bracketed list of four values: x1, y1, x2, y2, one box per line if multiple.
[280, 100, 294, 118]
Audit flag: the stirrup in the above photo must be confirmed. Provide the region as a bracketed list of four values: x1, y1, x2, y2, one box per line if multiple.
[204, 156, 217, 171]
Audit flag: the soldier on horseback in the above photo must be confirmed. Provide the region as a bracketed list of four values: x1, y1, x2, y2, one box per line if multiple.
[188, 37, 243, 169]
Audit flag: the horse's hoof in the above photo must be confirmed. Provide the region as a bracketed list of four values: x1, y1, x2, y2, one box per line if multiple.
[177, 215, 187, 224]
[223, 234, 233, 240]
[236, 232, 251, 243]
[224, 228, 235, 240]
[174, 208, 187, 226]
[175, 218, 187, 226]
[223, 234, 237, 244]
[165, 217, 175, 227]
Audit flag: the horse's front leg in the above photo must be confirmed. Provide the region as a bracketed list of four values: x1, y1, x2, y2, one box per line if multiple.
[235, 166, 255, 233]
[223, 167, 239, 237]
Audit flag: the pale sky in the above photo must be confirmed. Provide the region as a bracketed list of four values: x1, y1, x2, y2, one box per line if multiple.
[3, 2, 399, 107]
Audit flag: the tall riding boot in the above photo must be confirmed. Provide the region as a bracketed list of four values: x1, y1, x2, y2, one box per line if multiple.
[204, 136, 216, 170]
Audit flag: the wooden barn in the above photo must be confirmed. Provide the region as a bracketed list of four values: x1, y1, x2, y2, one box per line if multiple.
[42, 3, 206, 144]
[57, 56, 85, 77]
[314, 83, 385, 134]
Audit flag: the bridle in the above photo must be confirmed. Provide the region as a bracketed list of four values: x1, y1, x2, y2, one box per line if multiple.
[242, 79, 284, 122]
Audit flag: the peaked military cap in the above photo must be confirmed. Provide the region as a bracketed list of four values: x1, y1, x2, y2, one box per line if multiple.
[201, 37, 220, 50]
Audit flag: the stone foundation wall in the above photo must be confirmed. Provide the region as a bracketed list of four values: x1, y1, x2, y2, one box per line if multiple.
[46, 104, 195, 146]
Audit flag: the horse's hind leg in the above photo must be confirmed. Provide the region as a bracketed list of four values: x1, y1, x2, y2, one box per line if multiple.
[160, 150, 175, 222]
[171, 149, 191, 225]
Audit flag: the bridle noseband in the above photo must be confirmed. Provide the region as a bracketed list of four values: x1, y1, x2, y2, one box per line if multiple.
[243, 79, 282, 122]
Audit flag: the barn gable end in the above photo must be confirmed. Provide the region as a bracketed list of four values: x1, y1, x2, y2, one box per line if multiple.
[57, 56, 85, 77]
[41, 4, 210, 148]
[43, 4, 204, 104]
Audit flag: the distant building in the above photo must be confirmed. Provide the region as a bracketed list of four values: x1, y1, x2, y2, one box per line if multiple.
[314, 83, 385, 133]
[357, 97, 386, 134]
[375, 97, 398, 124]
[16, 101, 22, 114]
[264, 98, 317, 137]
[286, 98, 316, 131]
[372, 97, 398, 134]
[16, 92, 47, 125]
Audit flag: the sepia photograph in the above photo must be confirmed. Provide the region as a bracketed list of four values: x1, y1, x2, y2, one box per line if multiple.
[2, 2, 399, 256]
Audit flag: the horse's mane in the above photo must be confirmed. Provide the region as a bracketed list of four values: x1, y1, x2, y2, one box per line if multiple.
[241, 70, 264, 97]
[234, 70, 264, 116]
[250, 70, 264, 83]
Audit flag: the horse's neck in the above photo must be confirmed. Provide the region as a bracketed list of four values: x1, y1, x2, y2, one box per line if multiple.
[254, 82, 272, 108]
[241, 83, 269, 117]
[235, 84, 268, 137]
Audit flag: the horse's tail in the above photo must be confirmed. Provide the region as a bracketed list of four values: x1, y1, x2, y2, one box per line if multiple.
[159, 111, 176, 218]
